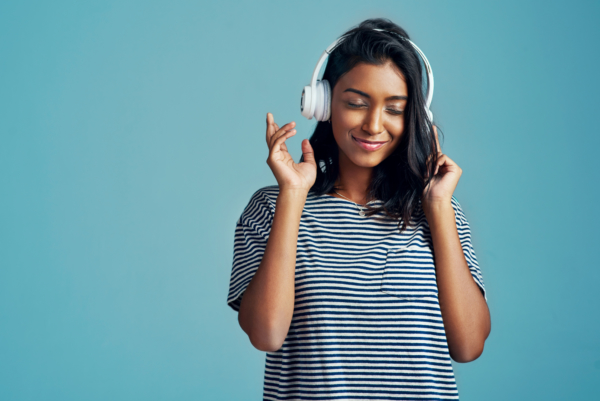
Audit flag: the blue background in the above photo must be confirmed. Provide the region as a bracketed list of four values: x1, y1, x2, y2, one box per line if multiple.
[1, 1, 599, 399]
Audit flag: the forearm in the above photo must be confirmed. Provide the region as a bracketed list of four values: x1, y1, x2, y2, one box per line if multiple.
[424, 202, 491, 362]
[238, 189, 307, 352]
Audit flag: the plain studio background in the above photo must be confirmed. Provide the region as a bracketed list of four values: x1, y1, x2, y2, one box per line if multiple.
[1, 1, 599, 400]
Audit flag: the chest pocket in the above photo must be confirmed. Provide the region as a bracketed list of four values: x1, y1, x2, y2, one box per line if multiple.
[380, 244, 438, 299]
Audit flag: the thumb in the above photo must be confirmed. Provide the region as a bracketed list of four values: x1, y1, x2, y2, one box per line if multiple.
[301, 139, 316, 165]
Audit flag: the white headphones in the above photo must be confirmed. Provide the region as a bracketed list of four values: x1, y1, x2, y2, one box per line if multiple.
[300, 28, 434, 124]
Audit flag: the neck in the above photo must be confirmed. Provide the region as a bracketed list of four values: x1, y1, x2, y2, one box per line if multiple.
[335, 152, 373, 204]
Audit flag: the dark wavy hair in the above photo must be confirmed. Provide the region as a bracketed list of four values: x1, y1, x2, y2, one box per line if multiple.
[299, 18, 442, 233]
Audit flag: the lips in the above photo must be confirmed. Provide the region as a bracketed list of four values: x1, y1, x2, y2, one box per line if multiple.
[352, 135, 387, 151]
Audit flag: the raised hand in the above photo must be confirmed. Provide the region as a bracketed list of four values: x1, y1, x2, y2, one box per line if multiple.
[266, 112, 317, 192]
[422, 125, 462, 208]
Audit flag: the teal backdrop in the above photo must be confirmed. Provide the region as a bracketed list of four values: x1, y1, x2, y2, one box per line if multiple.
[1, 1, 599, 400]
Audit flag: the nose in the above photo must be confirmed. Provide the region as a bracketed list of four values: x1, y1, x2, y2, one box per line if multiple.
[362, 107, 385, 136]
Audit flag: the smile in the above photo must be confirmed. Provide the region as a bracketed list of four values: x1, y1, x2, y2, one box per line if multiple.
[352, 135, 387, 151]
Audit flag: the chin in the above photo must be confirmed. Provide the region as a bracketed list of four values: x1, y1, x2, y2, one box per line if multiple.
[348, 154, 385, 168]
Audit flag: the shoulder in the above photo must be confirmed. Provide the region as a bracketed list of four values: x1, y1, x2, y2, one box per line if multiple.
[240, 185, 279, 222]
[249, 185, 279, 209]
[450, 195, 469, 226]
[450, 195, 462, 212]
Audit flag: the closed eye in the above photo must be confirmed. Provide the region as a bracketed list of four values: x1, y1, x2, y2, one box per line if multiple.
[348, 103, 403, 115]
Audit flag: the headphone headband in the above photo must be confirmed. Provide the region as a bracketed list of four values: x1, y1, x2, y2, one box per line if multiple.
[300, 28, 434, 123]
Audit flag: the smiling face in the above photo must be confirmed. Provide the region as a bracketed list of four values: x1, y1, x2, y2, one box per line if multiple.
[330, 60, 408, 169]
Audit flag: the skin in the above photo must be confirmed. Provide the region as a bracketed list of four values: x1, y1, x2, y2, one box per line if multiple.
[238, 60, 491, 363]
[330, 60, 407, 202]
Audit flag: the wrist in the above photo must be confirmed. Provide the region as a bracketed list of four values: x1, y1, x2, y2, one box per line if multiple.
[277, 187, 309, 206]
[275, 188, 308, 220]
[278, 186, 310, 197]
[422, 199, 453, 217]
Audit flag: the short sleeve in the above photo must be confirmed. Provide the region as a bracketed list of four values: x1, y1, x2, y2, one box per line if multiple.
[227, 188, 276, 312]
[451, 196, 487, 302]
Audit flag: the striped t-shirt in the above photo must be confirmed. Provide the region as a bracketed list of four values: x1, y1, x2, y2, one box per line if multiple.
[228, 185, 487, 400]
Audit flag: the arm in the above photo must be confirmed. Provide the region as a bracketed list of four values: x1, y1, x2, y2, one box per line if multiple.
[238, 189, 307, 352]
[424, 201, 491, 362]
[237, 112, 316, 352]
[421, 125, 490, 363]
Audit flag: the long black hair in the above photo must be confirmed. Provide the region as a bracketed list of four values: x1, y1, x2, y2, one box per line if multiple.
[300, 18, 442, 233]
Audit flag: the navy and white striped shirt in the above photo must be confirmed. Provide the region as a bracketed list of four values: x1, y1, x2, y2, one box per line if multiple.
[228, 185, 486, 400]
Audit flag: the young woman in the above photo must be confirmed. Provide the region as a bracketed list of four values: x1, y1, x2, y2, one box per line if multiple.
[228, 18, 490, 400]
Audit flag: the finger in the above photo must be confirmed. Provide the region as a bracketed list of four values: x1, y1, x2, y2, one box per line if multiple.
[433, 154, 449, 176]
[271, 127, 296, 150]
[269, 124, 295, 149]
[266, 112, 275, 130]
[266, 113, 276, 142]
[269, 122, 296, 148]
[437, 153, 461, 174]
[433, 125, 441, 153]
[425, 152, 444, 179]
[424, 152, 436, 178]
[270, 129, 296, 154]
[301, 139, 316, 165]
[266, 114, 291, 142]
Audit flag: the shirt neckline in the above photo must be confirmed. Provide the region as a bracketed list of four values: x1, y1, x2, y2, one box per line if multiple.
[321, 193, 381, 206]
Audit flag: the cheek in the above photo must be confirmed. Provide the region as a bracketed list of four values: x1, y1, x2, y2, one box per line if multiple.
[332, 103, 361, 131]
[388, 114, 406, 138]
[393, 118, 405, 137]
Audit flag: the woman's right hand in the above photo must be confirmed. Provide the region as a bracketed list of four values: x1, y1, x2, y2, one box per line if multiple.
[266, 112, 317, 192]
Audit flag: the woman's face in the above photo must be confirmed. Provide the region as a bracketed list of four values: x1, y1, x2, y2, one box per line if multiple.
[330, 60, 408, 168]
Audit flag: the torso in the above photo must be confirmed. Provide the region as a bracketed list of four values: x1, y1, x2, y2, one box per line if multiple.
[260, 185, 459, 400]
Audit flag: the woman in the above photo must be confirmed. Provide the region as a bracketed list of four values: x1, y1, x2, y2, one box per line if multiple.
[228, 18, 491, 400]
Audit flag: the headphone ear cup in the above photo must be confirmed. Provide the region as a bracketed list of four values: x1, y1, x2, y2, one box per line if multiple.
[322, 80, 331, 122]
[314, 80, 331, 121]
[314, 81, 325, 121]
[301, 85, 313, 119]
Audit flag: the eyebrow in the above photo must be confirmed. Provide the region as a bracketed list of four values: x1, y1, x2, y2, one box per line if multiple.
[343, 88, 407, 101]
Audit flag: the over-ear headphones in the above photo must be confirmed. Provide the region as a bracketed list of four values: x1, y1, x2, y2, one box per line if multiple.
[300, 28, 434, 124]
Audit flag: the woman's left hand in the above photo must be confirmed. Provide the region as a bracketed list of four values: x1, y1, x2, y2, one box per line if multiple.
[421, 126, 462, 210]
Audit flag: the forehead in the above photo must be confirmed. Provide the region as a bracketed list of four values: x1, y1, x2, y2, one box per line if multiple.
[336, 60, 407, 96]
